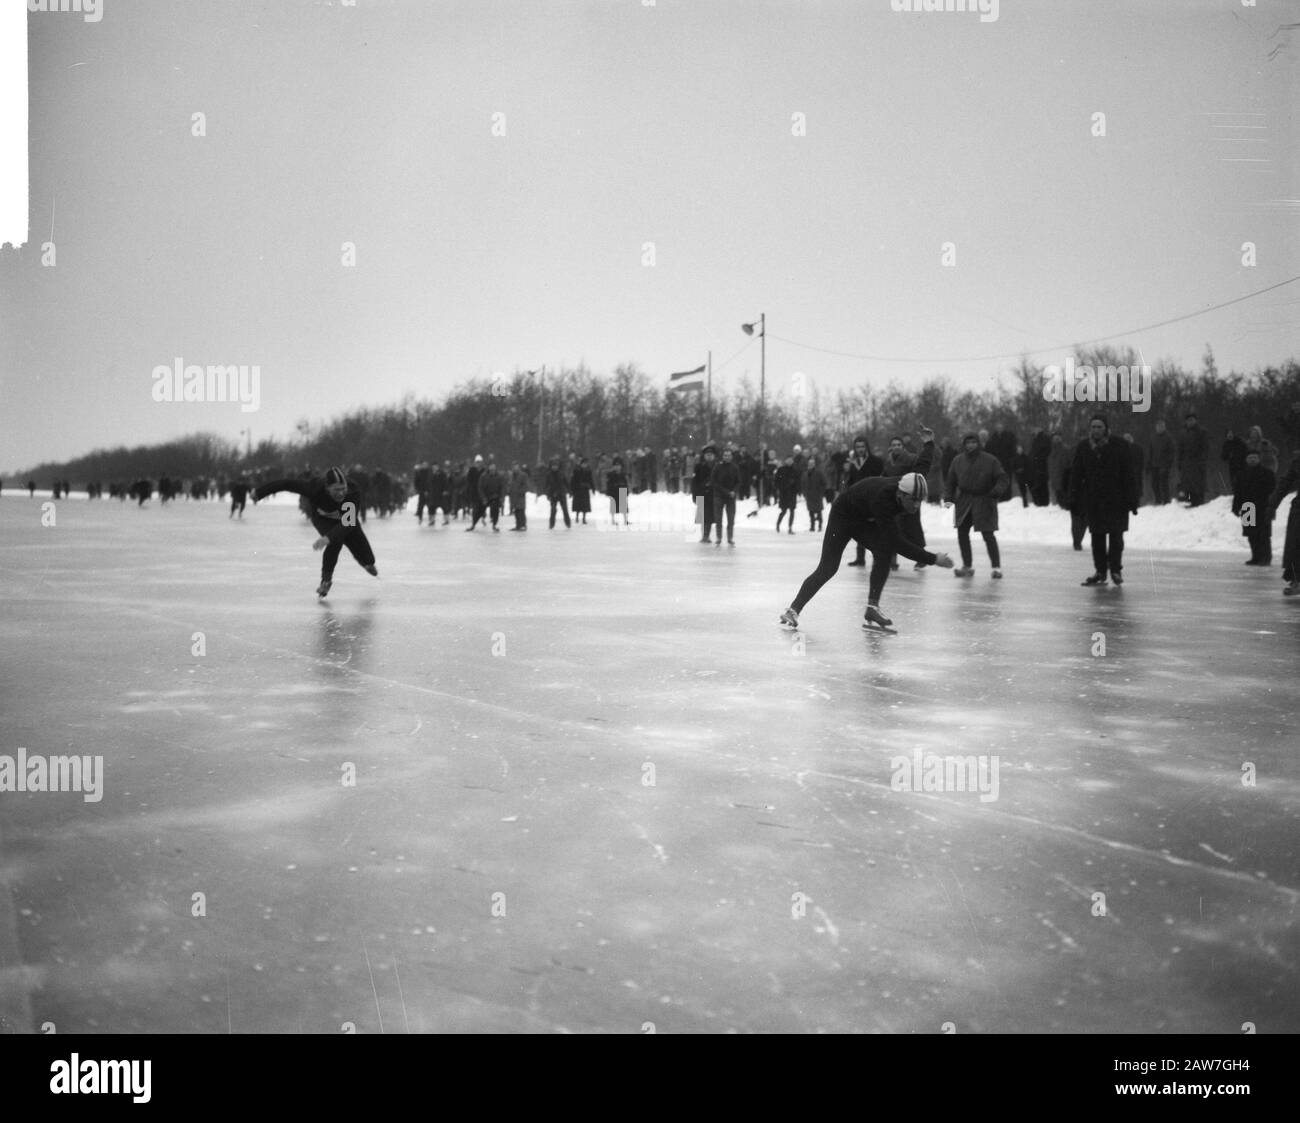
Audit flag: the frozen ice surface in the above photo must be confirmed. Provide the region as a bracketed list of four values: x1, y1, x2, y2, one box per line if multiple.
[0, 493, 1296, 1033]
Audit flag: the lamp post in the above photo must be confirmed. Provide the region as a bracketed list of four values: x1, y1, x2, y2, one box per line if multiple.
[741, 314, 765, 448]
[741, 314, 765, 501]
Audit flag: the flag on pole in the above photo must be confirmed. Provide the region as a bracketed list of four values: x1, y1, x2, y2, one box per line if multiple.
[668, 364, 706, 392]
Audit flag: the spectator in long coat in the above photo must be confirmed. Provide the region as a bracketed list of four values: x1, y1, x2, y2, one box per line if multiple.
[1010, 444, 1031, 508]
[1047, 433, 1072, 506]
[843, 436, 885, 566]
[1029, 429, 1053, 506]
[544, 457, 571, 529]
[1270, 451, 1300, 594]
[945, 433, 1010, 577]
[570, 458, 594, 523]
[1147, 419, 1175, 504]
[1177, 412, 1210, 505]
[1233, 450, 1275, 565]
[1070, 414, 1139, 585]
[803, 455, 829, 532]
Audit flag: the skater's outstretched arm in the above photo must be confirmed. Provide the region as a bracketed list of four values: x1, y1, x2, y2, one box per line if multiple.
[252, 479, 309, 502]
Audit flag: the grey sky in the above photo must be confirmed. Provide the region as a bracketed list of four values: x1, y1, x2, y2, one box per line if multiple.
[2, 0, 1296, 472]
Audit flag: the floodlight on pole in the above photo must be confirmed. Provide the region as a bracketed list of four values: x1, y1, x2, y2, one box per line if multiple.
[741, 314, 766, 451]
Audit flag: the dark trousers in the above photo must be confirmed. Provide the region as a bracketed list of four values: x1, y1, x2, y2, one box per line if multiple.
[713, 494, 736, 541]
[1090, 529, 1124, 575]
[1149, 467, 1171, 505]
[776, 503, 797, 531]
[548, 493, 571, 528]
[315, 522, 375, 581]
[792, 509, 898, 611]
[957, 512, 1000, 568]
[487, 499, 501, 527]
[1246, 521, 1272, 563]
[513, 505, 527, 530]
[1283, 499, 1300, 583]
[696, 493, 714, 538]
[415, 490, 430, 519]
[229, 496, 245, 517]
[1071, 511, 1087, 548]
[806, 500, 823, 531]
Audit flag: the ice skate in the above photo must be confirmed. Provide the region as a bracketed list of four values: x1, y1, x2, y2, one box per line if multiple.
[954, 567, 973, 577]
[1082, 573, 1108, 586]
[991, 569, 1002, 579]
[779, 607, 799, 629]
[316, 579, 332, 598]
[1110, 570, 1123, 585]
[1284, 583, 1300, 596]
[364, 564, 378, 577]
[862, 604, 896, 633]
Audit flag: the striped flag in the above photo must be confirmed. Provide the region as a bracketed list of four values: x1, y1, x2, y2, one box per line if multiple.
[668, 364, 706, 392]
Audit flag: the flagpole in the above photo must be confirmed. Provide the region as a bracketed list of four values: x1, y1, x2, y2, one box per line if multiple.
[706, 351, 712, 444]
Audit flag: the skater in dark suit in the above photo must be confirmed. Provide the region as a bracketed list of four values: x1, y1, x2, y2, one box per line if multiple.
[780, 426, 954, 631]
[1233, 450, 1275, 566]
[228, 477, 250, 518]
[253, 466, 378, 597]
[1070, 414, 1139, 586]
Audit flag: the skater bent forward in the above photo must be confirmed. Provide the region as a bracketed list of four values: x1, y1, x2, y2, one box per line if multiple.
[253, 466, 379, 597]
[780, 427, 953, 631]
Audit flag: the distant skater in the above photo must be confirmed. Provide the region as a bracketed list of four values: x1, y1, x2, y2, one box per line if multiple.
[253, 466, 379, 598]
[780, 426, 953, 632]
[228, 477, 250, 518]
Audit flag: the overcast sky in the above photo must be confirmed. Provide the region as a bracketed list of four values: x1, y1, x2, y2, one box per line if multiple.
[2, 0, 1297, 473]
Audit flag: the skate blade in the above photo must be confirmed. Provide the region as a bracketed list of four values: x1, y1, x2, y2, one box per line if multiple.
[861, 622, 897, 634]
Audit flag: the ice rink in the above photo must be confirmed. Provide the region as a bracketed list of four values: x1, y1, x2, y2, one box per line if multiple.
[1, 492, 1296, 1033]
